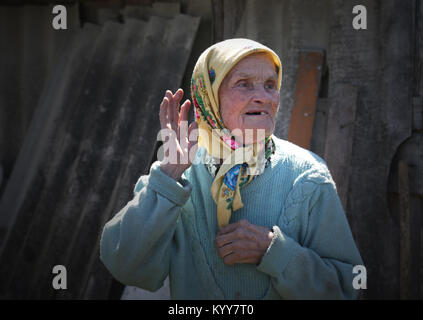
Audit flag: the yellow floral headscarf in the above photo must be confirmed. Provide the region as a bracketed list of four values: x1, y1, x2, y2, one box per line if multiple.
[190, 38, 282, 229]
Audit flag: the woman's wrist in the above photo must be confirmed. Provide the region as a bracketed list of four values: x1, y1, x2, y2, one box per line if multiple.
[159, 163, 185, 181]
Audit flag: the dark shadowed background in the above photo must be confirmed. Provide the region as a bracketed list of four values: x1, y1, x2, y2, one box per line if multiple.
[0, 0, 421, 300]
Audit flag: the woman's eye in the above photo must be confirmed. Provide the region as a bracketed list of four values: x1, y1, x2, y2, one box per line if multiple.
[236, 80, 249, 88]
[265, 82, 276, 90]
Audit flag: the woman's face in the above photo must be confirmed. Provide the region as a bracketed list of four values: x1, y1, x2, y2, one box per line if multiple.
[218, 53, 280, 145]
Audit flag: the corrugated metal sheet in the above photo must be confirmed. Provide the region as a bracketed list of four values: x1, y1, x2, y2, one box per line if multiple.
[0, 4, 200, 299]
[0, 3, 79, 199]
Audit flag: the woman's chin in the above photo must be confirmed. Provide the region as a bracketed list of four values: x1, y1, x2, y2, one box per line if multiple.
[233, 127, 273, 145]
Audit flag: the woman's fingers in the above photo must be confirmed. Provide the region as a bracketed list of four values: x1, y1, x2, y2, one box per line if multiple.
[173, 88, 184, 104]
[159, 97, 169, 130]
[179, 99, 191, 124]
[172, 89, 183, 116]
[173, 89, 184, 128]
[159, 97, 165, 127]
[215, 219, 274, 266]
[165, 89, 184, 129]
[165, 90, 174, 125]
[159, 88, 197, 159]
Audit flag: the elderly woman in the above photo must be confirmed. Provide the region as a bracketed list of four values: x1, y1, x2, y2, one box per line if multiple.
[100, 39, 363, 299]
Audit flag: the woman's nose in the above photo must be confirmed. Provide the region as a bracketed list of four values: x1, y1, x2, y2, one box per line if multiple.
[251, 86, 269, 104]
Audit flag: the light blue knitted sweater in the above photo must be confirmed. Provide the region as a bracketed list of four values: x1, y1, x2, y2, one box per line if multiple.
[100, 136, 363, 299]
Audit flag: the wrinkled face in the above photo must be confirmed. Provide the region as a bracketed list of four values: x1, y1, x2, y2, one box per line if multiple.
[218, 53, 280, 145]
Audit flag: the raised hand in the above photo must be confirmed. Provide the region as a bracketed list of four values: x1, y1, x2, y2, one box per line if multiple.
[158, 88, 198, 181]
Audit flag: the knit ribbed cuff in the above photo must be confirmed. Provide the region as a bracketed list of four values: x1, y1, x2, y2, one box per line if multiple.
[256, 225, 298, 278]
[148, 161, 192, 206]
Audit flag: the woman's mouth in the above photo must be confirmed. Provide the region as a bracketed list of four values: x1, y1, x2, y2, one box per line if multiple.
[245, 111, 269, 116]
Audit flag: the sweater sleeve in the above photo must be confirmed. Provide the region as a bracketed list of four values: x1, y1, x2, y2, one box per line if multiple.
[99, 161, 192, 292]
[256, 170, 364, 300]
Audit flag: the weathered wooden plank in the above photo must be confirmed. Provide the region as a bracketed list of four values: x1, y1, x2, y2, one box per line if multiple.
[222, 0, 246, 40]
[387, 132, 423, 299]
[413, 97, 422, 131]
[415, 0, 423, 97]
[211, 0, 224, 42]
[409, 196, 422, 298]
[389, 134, 423, 196]
[327, 0, 415, 299]
[324, 84, 357, 210]
[309, 97, 328, 159]
[398, 160, 411, 299]
[211, 0, 246, 42]
[287, 51, 324, 150]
